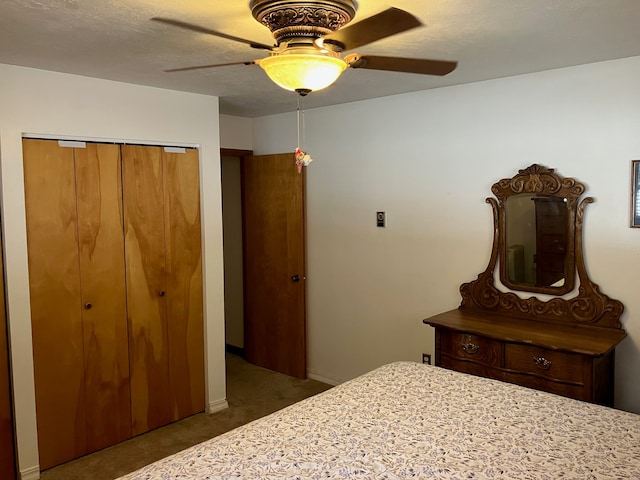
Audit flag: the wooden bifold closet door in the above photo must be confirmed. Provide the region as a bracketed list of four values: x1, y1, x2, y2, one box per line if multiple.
[23, 139, 204, 470]
[24, 139, 130, 470]
[122, 145, 204, 435]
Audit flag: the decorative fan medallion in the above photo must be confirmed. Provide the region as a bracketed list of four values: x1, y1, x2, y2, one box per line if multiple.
[152, 0, 457, 95]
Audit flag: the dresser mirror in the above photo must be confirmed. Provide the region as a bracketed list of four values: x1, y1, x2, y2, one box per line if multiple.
[500, 173, 576, 295]
[460, 164, 623, 328]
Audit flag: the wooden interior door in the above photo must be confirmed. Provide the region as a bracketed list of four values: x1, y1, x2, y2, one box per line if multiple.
[242, 153, 307, 379]
[122, 145, 172, 435]
[23, 139, 88, 469]
[75, 143, 131, 451]
[0, 216, 16, 479]
[163, 148, 205, 420]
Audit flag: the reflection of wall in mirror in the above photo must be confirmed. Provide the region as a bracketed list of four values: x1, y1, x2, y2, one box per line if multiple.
[505, 195, 536, 285]
[506, 244, 525, 283]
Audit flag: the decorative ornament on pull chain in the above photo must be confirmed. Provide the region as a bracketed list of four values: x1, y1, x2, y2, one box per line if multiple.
[295, 95, 313, 173]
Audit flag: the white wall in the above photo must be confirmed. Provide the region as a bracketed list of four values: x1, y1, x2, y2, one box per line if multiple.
[0, 64, 227, 479]
[250, 56, 640, 413]
[219, 115, 253, 151]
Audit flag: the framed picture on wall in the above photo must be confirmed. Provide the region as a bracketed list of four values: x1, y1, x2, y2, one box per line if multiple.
[631, 160, 640, 227]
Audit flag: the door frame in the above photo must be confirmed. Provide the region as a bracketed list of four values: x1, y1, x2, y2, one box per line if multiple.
[221, 148, 252, 358]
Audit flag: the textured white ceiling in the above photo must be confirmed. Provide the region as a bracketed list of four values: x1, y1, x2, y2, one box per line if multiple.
[1, 0, 639, 117]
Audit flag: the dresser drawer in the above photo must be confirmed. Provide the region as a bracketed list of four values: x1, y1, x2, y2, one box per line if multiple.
[504, 344, 584, 384]
[439, 331, 502, 366]
[440, 356, 503, 380]
[502, 371, 584, 400]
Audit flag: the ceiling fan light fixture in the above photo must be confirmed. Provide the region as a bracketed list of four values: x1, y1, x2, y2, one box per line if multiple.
[259, 51, 347, 94]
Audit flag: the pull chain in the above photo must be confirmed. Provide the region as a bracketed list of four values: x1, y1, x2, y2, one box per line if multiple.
[297, 96, 301, 151]
[295, 95, 313, 172]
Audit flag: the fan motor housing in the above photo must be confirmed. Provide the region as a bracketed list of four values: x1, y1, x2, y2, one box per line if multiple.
[250, 0, 357, 43]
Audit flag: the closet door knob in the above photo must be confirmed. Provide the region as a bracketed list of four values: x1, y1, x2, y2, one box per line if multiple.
[159, 290, 166, 297]
[84, 303, 92, 310]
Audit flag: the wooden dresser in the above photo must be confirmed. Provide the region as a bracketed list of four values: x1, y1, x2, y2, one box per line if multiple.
[425, 309, 625, 406]
[424, 165, 626, 407]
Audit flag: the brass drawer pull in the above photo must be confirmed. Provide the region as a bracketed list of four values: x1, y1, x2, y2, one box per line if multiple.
[533, 356, 552, 370]
[461, 342, 479, 354]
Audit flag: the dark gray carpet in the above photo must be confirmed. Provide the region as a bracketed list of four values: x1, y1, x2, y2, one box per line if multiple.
[40, 353, 332, 480]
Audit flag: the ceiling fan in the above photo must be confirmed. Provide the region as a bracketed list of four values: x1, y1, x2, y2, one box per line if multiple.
[152, 0, 457, 96]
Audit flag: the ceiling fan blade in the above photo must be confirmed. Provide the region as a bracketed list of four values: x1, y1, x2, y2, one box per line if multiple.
[321, 7, 421, 51]
[346, 54, 457, 76]
[152, 17, 274, 51]
[165, 61, 257, 73]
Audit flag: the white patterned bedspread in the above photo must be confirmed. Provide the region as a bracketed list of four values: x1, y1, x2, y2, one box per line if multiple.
[118, 361, 640, 479]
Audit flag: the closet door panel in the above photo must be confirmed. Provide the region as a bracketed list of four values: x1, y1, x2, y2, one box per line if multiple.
[163, 149, 205, 419]
[75, 143, 131, 451]
[23, 139, 87, 469]
[122, 145, 171, 435]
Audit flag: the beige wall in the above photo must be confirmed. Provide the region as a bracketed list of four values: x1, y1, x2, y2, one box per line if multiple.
[219, 115, 253, 151]
[0, 64, 227, 479]
[247, 56, 640, 413]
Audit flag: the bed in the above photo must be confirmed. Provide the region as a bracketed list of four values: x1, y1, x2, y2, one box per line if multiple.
[118, 361, 640, 479]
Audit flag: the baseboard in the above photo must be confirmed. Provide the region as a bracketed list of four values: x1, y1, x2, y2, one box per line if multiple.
[20, 465, 40, 480]
[307, 371, 341, 386]
[210, 345, 239, 413]
[208, 397, 229, 414]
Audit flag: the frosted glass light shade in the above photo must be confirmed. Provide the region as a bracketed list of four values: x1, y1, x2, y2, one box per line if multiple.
[259, 53, 348, 93]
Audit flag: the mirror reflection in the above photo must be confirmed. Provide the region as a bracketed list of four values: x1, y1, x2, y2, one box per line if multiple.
[504, 194, 568, 289]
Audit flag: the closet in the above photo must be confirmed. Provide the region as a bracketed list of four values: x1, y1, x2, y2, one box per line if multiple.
[23, 139, 204, 470]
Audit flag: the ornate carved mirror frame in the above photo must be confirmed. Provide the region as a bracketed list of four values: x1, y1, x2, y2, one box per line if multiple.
[460, 164, 623, 329]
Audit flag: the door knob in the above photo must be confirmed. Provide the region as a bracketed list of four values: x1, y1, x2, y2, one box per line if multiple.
[159, 290, 166, 297]
[291, 274, 301, 282]
[84, 303, 92, 310]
